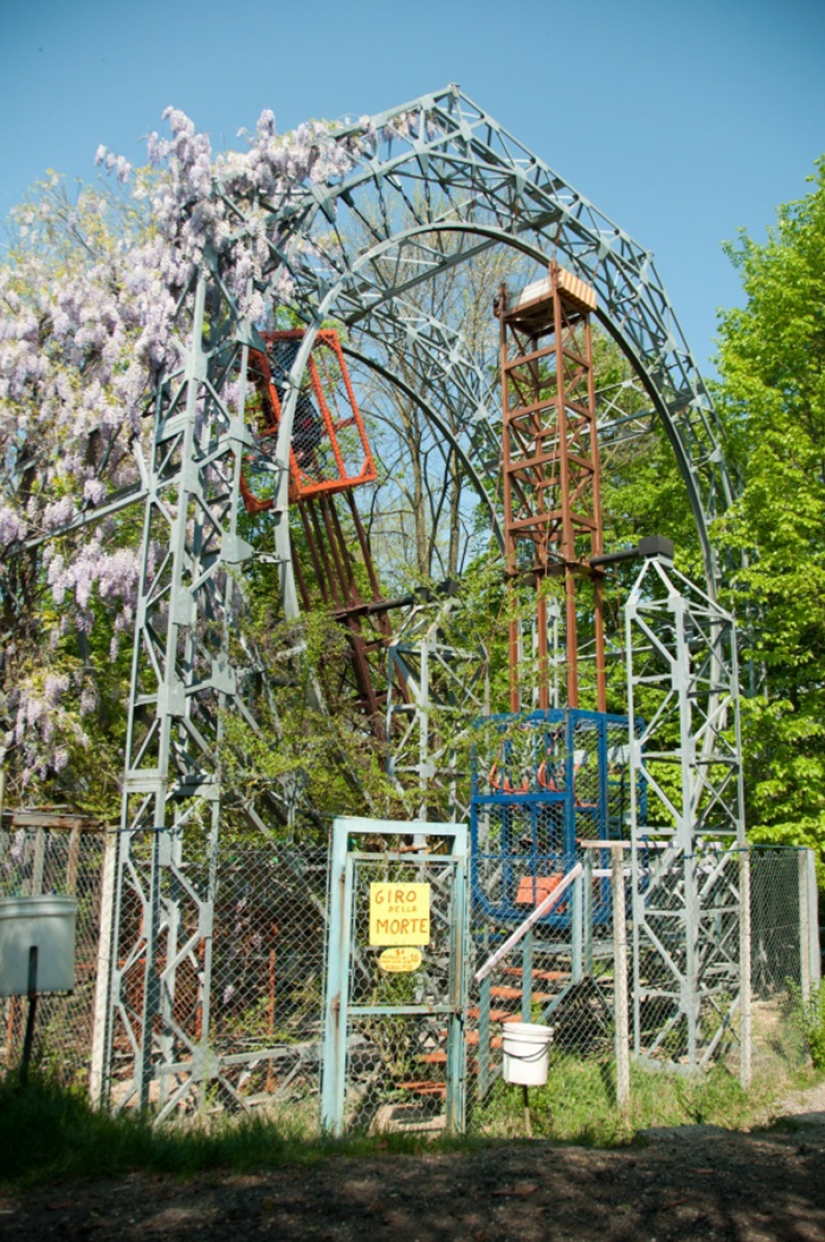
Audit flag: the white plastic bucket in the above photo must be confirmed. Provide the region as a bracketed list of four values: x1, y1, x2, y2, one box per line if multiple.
[501, 1021, 553, 1086]
[0, 896, 77, 996]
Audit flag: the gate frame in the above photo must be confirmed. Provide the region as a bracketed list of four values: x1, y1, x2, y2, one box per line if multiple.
[321, 816, 469, 1136]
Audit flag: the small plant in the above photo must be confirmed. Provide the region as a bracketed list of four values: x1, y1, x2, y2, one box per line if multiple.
[794, 983, 825, 1070]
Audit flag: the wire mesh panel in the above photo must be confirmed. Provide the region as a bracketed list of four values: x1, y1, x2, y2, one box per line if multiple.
[750, 848, 803, 998]
[107, 836, 329, 1118]
[208, 844, 328, 1108]
[322, 818, 468, 1135]
[466, 850, 619, 1116]
[632, 845, 745, 1069]
[0, 823, 106, 1083]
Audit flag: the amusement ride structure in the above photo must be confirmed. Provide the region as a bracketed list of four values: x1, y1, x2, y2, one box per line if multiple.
[30, 85, 748, 1118]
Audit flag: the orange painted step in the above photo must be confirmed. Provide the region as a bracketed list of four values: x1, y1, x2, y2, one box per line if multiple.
[502, 967, 567, 982]
[490, 986, 552, 1003]
[395, 1080, 446, 1097]
[467, 1007, 512, 1022]
[418, 1051, 447, 1065]
[464, 1030, 503, 1048]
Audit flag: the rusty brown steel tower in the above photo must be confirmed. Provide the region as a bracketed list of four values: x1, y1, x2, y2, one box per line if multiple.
[496, 261, 606, 713]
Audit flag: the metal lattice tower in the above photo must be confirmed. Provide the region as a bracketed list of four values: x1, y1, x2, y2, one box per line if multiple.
[496, 262, 606, 713]
[103, 263, 265, 1112]
[625, 552, 748, 1072]
[88, 85, 740, 1110]
[386, 593, 488, 821]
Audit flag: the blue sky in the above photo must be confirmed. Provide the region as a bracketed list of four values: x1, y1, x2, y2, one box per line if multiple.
[1, 0, 823, 374]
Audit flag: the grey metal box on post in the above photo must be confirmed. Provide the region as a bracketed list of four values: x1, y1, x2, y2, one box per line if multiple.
[0, 896, 77, 996]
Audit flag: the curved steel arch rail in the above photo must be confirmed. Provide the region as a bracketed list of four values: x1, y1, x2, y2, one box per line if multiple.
[265, 83, 732, 602]
[99, 86, 735, 1112]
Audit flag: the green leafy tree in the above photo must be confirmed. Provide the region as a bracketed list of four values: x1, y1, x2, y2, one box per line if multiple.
[714, 157, 825, 872]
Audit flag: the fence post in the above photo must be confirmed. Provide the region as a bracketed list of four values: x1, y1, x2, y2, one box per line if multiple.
[800, 848, 812, 1004]
[805, 848, 820, 993]
[90, 828, 118, 1107]
[739, 848, 752, 1091]
[572, 869, 583, 986]
[611, 845, 630, 1112]
[583, 848, 594, 976]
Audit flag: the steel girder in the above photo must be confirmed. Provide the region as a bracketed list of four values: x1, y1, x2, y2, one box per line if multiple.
[625, 554, 747, 1072]
[266, 84, 732, 611]
[97, 86, 736, 1110]
[386, 596, 488, 823]
[100, 262, 298, 1113]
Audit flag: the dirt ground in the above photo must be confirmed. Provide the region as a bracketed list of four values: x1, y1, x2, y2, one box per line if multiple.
[2, 1085, 825, 1241]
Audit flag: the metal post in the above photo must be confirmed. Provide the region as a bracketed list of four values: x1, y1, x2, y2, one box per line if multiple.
[806, 849, 821, 991]
[611, 846, 630, 1112]
[90, 829, 118, 1107]
[583, 849, 594, 976]
[739, 848, 752, 1090]
[446, 849, 468, 1135]
[800, 848, 812, 1005]
[20, 946, 38, 1086]
[321, 825, 351, 1136]
[30, 829, 45, 897]
[572, 869, 584, 985]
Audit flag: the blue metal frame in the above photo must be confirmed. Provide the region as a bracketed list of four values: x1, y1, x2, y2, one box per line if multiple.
[470, 708, 645, 927]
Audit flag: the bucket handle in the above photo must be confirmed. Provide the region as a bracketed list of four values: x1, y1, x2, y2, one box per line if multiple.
[504, 1040, 552, 1063]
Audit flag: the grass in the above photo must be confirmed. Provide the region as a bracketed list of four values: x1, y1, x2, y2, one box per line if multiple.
[0, 1070, 482, 1189]
[3, 1003, 821, 1190]
[788, 982, 825, 1070]
[470, 1051, 781, 1145]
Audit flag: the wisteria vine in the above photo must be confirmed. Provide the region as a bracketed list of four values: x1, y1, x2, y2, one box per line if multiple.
[0, 103, 389, 788]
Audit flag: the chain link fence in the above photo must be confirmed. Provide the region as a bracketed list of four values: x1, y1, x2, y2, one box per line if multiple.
[1, 821, 820, 1126]
[465, 846, 625, 1133]
[0, 820, 107, 1083]
[106, 838, 328, 1117]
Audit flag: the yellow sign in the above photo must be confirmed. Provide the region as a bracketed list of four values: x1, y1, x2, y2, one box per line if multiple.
[369, 882, 431, 945]
[378, 947, 422, 973]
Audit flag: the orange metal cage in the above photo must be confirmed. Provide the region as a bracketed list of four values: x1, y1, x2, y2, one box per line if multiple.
[241, 329, 376, 512]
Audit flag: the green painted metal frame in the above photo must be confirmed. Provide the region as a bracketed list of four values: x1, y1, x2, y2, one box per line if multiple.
[321, 816, 469, 1136]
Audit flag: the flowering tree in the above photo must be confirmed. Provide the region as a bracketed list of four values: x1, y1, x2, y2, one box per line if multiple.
[0, 106, 377, 804]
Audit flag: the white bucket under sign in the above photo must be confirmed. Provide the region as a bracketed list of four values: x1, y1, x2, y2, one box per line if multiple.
[501, 1021, 553, 1086]
[0, 896, 78, 996]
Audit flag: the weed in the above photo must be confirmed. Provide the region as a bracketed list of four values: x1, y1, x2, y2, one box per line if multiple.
[792, 983, 825, 1069]
[471, 1050, 781, 1144]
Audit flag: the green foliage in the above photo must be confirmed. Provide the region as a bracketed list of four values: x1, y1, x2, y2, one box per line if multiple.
[472, 1053, 777, 1144]
[787, 982, 825, 1069]
[219, 601, 418, 835]
[713, 156, 825, 875]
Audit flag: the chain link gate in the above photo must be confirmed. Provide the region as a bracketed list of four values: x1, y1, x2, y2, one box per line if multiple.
[321, 817, 469, 1136]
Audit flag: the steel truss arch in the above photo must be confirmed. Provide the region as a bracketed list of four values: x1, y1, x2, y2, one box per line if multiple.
[268, 84, 732, 598]
[96, 85, 737, 1111]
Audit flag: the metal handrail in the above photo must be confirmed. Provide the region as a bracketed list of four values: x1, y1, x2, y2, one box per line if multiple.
[473, 861, 583, 984]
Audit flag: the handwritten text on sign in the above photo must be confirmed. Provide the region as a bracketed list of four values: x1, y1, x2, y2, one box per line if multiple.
[369, 883, 431, 946]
